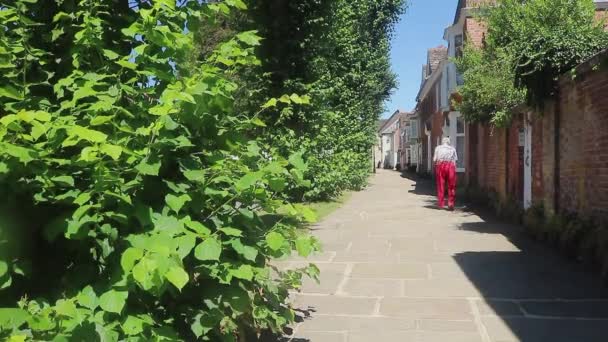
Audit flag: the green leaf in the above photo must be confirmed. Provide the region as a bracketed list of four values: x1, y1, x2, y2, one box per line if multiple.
[122, 315, 144, 336]
[132, 258, 157, 290]
[91, 115, 114, 126]
[51, 175, 74, 187]
[0, 85, 23, 100]
[236, 31, 262, 46]
[99, 290, 128, 314]
[251, 117, 266, 127]
[2, 142, 37, 164]
[165, 266, 189, 291]
[268, 177, 286, 192]
[295, 236, 313, 257]
[230, 239, 258, 262]
[116, 59, 137, 70]
[226, 0, 247, 10]
[165, 194, 192, 214]
[100, 144, 122, 160]
[74, 192, 91, 206]
[265, 232, 285, 251]
[230, 265, 253, 281]
[194, 237, 222, 261]
[261, 98, 277, 108]
[218, 227, 242, 237]
[183, 219, 211, 236]
[66, 126, 108, 144]
[121, 247, 144, 272]
[288, 152, 307, 171]
[0, 261, 8, 278]
[0, 308, 28, 330]
[77, 285, 98, 310]
[135, 160, 161, 176]
[55, 299, 77, 318]
[183, 169, 205, 183]
[7, 335, 26, 342]
[235, 172, 262, 191]
[176, 234, 196, 259]
[103, 49, 120, 60]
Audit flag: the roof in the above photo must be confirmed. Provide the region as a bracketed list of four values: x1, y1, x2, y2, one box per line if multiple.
[377, 119, 387, 131]
[378, 110, 408, 134]
[416, 46, 448, 103]
[428, 46, 448, 74]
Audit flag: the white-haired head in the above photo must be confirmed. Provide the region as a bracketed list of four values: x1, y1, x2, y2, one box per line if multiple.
[442, 137, 451, 146]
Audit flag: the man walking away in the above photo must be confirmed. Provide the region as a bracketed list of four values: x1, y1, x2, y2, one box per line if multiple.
[433, 137, 458, 210]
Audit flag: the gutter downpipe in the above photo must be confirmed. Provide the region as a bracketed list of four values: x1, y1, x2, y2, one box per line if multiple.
[554, 89, 561, 214]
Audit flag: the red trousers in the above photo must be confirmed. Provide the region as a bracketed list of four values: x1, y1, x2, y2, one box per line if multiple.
[435, 162, 456, 208]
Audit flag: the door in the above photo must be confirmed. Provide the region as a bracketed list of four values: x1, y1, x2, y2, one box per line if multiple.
[523, 116, 532, 209]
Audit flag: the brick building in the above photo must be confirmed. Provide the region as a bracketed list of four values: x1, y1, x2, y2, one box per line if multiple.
[432, 0, 608, 221]
[416, 46, 448, 175]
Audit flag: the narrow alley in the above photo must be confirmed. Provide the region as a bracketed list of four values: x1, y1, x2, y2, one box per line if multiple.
[284, 170, 608, 342]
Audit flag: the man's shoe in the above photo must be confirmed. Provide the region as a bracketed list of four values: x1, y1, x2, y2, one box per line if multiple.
[448, 206, 455, 211]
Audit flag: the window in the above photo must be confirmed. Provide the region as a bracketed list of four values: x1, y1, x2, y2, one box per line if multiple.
[454, 35, 465, 86]
[455, 35, 463, 58]
[410, 120, 419, 139]
[455, 115, 465, 170]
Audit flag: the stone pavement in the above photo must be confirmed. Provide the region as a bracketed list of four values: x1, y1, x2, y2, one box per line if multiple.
[280, 170, 608, 342]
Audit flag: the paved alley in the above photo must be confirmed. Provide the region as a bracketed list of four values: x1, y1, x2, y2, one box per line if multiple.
[283, 170, 608, 342]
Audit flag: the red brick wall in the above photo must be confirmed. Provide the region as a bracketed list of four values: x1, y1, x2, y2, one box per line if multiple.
[531, 117, 544, 201]
[556, 56, 608, 219]
[465, 18, 487, 48]
[506, 116, 524, 203]
[596, 10, 608, 30]
[469, 124, 507, 197]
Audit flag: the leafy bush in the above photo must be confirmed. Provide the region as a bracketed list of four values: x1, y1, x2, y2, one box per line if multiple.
[0, 1, 320, 340]
[455, 0, 608, 126]
[231, 0, 406, 201]
[454, 45, 526, 127]
[486, 0, 608, 107]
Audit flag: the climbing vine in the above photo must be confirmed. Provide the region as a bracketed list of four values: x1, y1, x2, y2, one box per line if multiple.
[0, 1, 320, 340]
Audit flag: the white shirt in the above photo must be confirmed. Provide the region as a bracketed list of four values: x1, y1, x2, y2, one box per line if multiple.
[433, 144, 458, 164]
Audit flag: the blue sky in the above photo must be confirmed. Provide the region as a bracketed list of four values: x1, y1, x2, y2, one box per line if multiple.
[383, 0, 458, 117]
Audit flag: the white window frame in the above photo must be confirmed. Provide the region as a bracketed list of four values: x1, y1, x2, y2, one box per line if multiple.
[448, 111, 466, 173]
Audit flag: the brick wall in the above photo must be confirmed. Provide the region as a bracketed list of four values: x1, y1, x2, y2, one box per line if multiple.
[506, 116, 524, 203]
[555, 52, 608, 219]
[531, 117, 544, 201]
[596, 10, 608, 30]
[464, 18, 487, 48]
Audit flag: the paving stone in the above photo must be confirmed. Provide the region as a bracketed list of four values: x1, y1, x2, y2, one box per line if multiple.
[348, 331, 483, 342]
[416, 319, 478, 332]
[520, 300, 608, 318]
[482, 316, 608, 342]
[389, 238, 435, 253]
[295, 263, 347, 294]
[292, 295, 377, 316]
[347, 238, 390, 252]
[285, 171, 608, 342]
[429, 262, 468, 278]
[297, 315, 415, 332]
[340, 278, 402, 297]
[403, 279, 481, 297]
[291, 331, 346, 342]
[350, 263, 427, 279]
[332, 251, 400, 263]
[379, 298, 473, 319]
[476, 300, 524, 317]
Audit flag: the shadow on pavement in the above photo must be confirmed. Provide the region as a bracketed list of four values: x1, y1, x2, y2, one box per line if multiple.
[403, 172, 608, 341]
